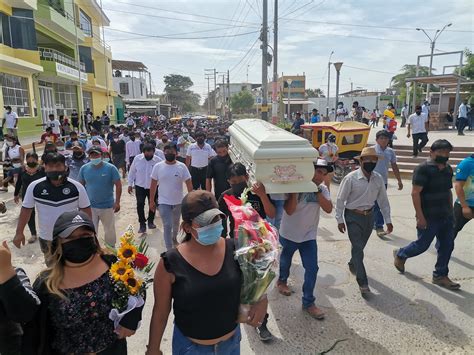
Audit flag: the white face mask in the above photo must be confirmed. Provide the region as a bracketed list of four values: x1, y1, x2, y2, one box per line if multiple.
[6, 141, 14, 147]
[12, 163, 21, 168]
[57, 146, 65, 151]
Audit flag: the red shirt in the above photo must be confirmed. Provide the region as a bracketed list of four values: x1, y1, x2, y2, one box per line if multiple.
[40, 132, 58, 143]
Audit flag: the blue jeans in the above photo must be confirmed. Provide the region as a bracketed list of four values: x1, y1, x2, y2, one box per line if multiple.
[172, 325, 241, 355]
[397, 217, 454, 277]
[374, 184, 388, 229]
[278, 236, 318, 308]
[267, 199, 285, 230]
[158, 204, 181, 250]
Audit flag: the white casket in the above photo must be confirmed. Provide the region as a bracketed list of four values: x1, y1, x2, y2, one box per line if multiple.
[229, 119, 319, 193]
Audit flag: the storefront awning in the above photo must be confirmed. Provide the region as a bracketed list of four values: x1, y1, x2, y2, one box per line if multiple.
[405, 74, 467, 86]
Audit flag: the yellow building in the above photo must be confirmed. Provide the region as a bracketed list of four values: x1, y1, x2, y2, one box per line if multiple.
[0, 0, 116, 129]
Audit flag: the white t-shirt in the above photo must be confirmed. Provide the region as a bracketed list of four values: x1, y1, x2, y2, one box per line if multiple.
[4, 111, 18, 129]
[408, 113, 428, 134]
[150, 161, 191, 205]
[279, 184, 331, 243]
[49, 119, 61, 135]
[22, 177, 91, 240]
[186, 143, 216, 168]
[177, 135, 195, 158]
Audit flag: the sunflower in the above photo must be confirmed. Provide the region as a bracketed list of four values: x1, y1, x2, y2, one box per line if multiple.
[124, 272, 142, 295]
[117, 242, 137, 263]
[110, 261, 133, 282]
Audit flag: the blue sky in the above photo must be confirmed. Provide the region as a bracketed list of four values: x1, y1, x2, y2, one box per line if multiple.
[103, 0, 473, 99]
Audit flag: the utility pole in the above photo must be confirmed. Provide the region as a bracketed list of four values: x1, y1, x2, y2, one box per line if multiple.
[261, 0, 268, 120]
[227, 70, 230, 118]
[205, 68, 216, 115]
[416, 23, 452, 100]
[334, 62, 343, 116]
[205, 74, 212, 115]
[246, 65, 250, 83]
[326, 51, 334, 119]
[271, 0, 278, 124]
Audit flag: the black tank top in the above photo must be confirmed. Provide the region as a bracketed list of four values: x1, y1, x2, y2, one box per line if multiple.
[161, 239, 241, 340]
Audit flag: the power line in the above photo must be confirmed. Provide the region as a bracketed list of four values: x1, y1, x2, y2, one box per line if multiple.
[105, 27, 259, 40]
[245, 0, 262, 19]
[229, 38, 259, 72]
[279, 17, 474, 33]
[343, 65, 397, 75]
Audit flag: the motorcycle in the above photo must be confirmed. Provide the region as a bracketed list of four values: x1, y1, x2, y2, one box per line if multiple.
[332, 158, 358, 184]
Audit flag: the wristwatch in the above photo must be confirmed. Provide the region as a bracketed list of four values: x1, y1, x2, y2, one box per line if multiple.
[316, 185, 323, 194]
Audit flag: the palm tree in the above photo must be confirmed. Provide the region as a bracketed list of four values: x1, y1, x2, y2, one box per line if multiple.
[390, 65, 431, 89]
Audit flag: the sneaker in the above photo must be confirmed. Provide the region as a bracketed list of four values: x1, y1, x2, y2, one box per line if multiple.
[303, 305, 325, 320]
[27, 235, 37, 244]
[432, 276, 461, 290]
[376, 228, 386, 238]
[348, 262, 356, 275]
[148, 222, 157, 229]
[277, 281, 291, 296]
[256, 323, 273, 342]
[393, 249, 405, 273]
[138, 224, 146, 234]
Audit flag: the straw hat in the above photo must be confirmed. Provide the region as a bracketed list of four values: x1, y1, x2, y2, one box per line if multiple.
[354, 147, 384, 160]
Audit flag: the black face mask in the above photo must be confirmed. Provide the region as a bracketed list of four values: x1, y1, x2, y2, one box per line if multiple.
[434, 155, 449, 164]
[62, 237, 97, 263]
[27, 162, 38, 168]
[46, 170, 68, 181]
[362, 162, 377, 173]
[144, 154, 154, 161]
[231, 181, 248, 196]
[165, 153, 176, 162]
[197, 138, 205, 144]
[73, 151, 84, 159]
[130, 136, 135, 141]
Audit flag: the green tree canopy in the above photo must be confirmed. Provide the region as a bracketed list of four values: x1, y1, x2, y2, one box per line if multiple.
[163, 74, 200, 112]
[230, 90, 255, 113]
[305, 88, 325, 98]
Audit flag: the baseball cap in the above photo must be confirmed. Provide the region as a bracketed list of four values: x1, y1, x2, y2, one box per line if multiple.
[71, 141, 83, 150]
[53, 211, 95, 239]
[313, 158, 334, 173]
[88, 146, 102, 155]
[181, 190, 225, 225]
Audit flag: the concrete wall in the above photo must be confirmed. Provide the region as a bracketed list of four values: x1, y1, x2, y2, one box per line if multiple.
[113, 76, 147, 99]
[307, 96, 389, 114]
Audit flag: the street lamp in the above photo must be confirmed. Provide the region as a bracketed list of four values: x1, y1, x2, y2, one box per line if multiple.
[333, 62, 343, 114]
[391, 89, 397, 107]
[416, 23, 452, 99]
[405, 81, 411, 111]
[286, 78, 293, 121]
[326, 50, 334, 119]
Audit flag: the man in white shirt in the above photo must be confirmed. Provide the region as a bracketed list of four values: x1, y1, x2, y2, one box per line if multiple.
[128, 143, 163, 234]
[278, 159, 333, 320]
[407, 105, 429, 157]
[3, 105, 18, 138]
[47, 114, 61, 136]
[13, 153, 91, 263]
[149, 143, 192, 250]
[335, 147, 393, 296]
[421, 100, 430, 119]
[186, 131, 216, 190]
[457, 99, 469, 136]
[400, 104, 409, 127]
[336, 102, 348, 122]
[177, 128, 195, 163]
[125, 131, 142, 169]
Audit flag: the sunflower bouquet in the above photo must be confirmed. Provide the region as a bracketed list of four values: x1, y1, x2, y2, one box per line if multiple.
[108, 225, 154, 329]
[223, 188, 280, 322]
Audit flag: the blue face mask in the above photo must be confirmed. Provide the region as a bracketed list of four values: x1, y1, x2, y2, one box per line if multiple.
[103, 158, 110, 163]
[195, 220, 223, 246]
[90, 158, 102, 166]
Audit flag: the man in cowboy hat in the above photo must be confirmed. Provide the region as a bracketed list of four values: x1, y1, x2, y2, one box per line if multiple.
[335, 147, 393, 296]
[278, 159, 333, 319]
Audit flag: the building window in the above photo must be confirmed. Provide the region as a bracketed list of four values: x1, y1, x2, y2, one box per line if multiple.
[79, 10, 92, 37]
[120, 82, 129, 95]
[0, 9, 37, 50]
[53, 83, 77, 116]
[0, 73, 31, 116]
[82, 91, 93, 113]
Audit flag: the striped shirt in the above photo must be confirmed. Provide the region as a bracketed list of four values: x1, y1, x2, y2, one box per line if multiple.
[22, 177, 90, 241]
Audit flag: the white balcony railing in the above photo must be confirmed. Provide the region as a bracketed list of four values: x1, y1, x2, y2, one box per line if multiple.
[38, 47, 86, 72]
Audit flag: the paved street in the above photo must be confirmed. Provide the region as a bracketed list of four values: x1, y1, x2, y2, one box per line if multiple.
[1, 160, 473, 354]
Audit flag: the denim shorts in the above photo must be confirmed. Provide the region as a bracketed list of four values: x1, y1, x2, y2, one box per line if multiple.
[172, 325, 241, 355]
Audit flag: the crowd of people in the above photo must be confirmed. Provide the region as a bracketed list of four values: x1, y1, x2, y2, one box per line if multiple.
[0, 106, 472, 354]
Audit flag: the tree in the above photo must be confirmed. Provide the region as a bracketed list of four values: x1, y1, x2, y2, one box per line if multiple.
[305, 88, 325, 98]
[459, 48, 474, 102]
[392, 65, 435, 105]
[163, 74, 200, 112]
[230, 90, 255, 113]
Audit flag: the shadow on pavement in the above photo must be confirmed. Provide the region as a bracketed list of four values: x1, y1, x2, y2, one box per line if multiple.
[367, 278, 470, 347]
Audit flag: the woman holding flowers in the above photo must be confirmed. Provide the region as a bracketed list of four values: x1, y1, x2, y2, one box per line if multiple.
[23, 211, 144, 355]
[146, 190, 268, 355]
